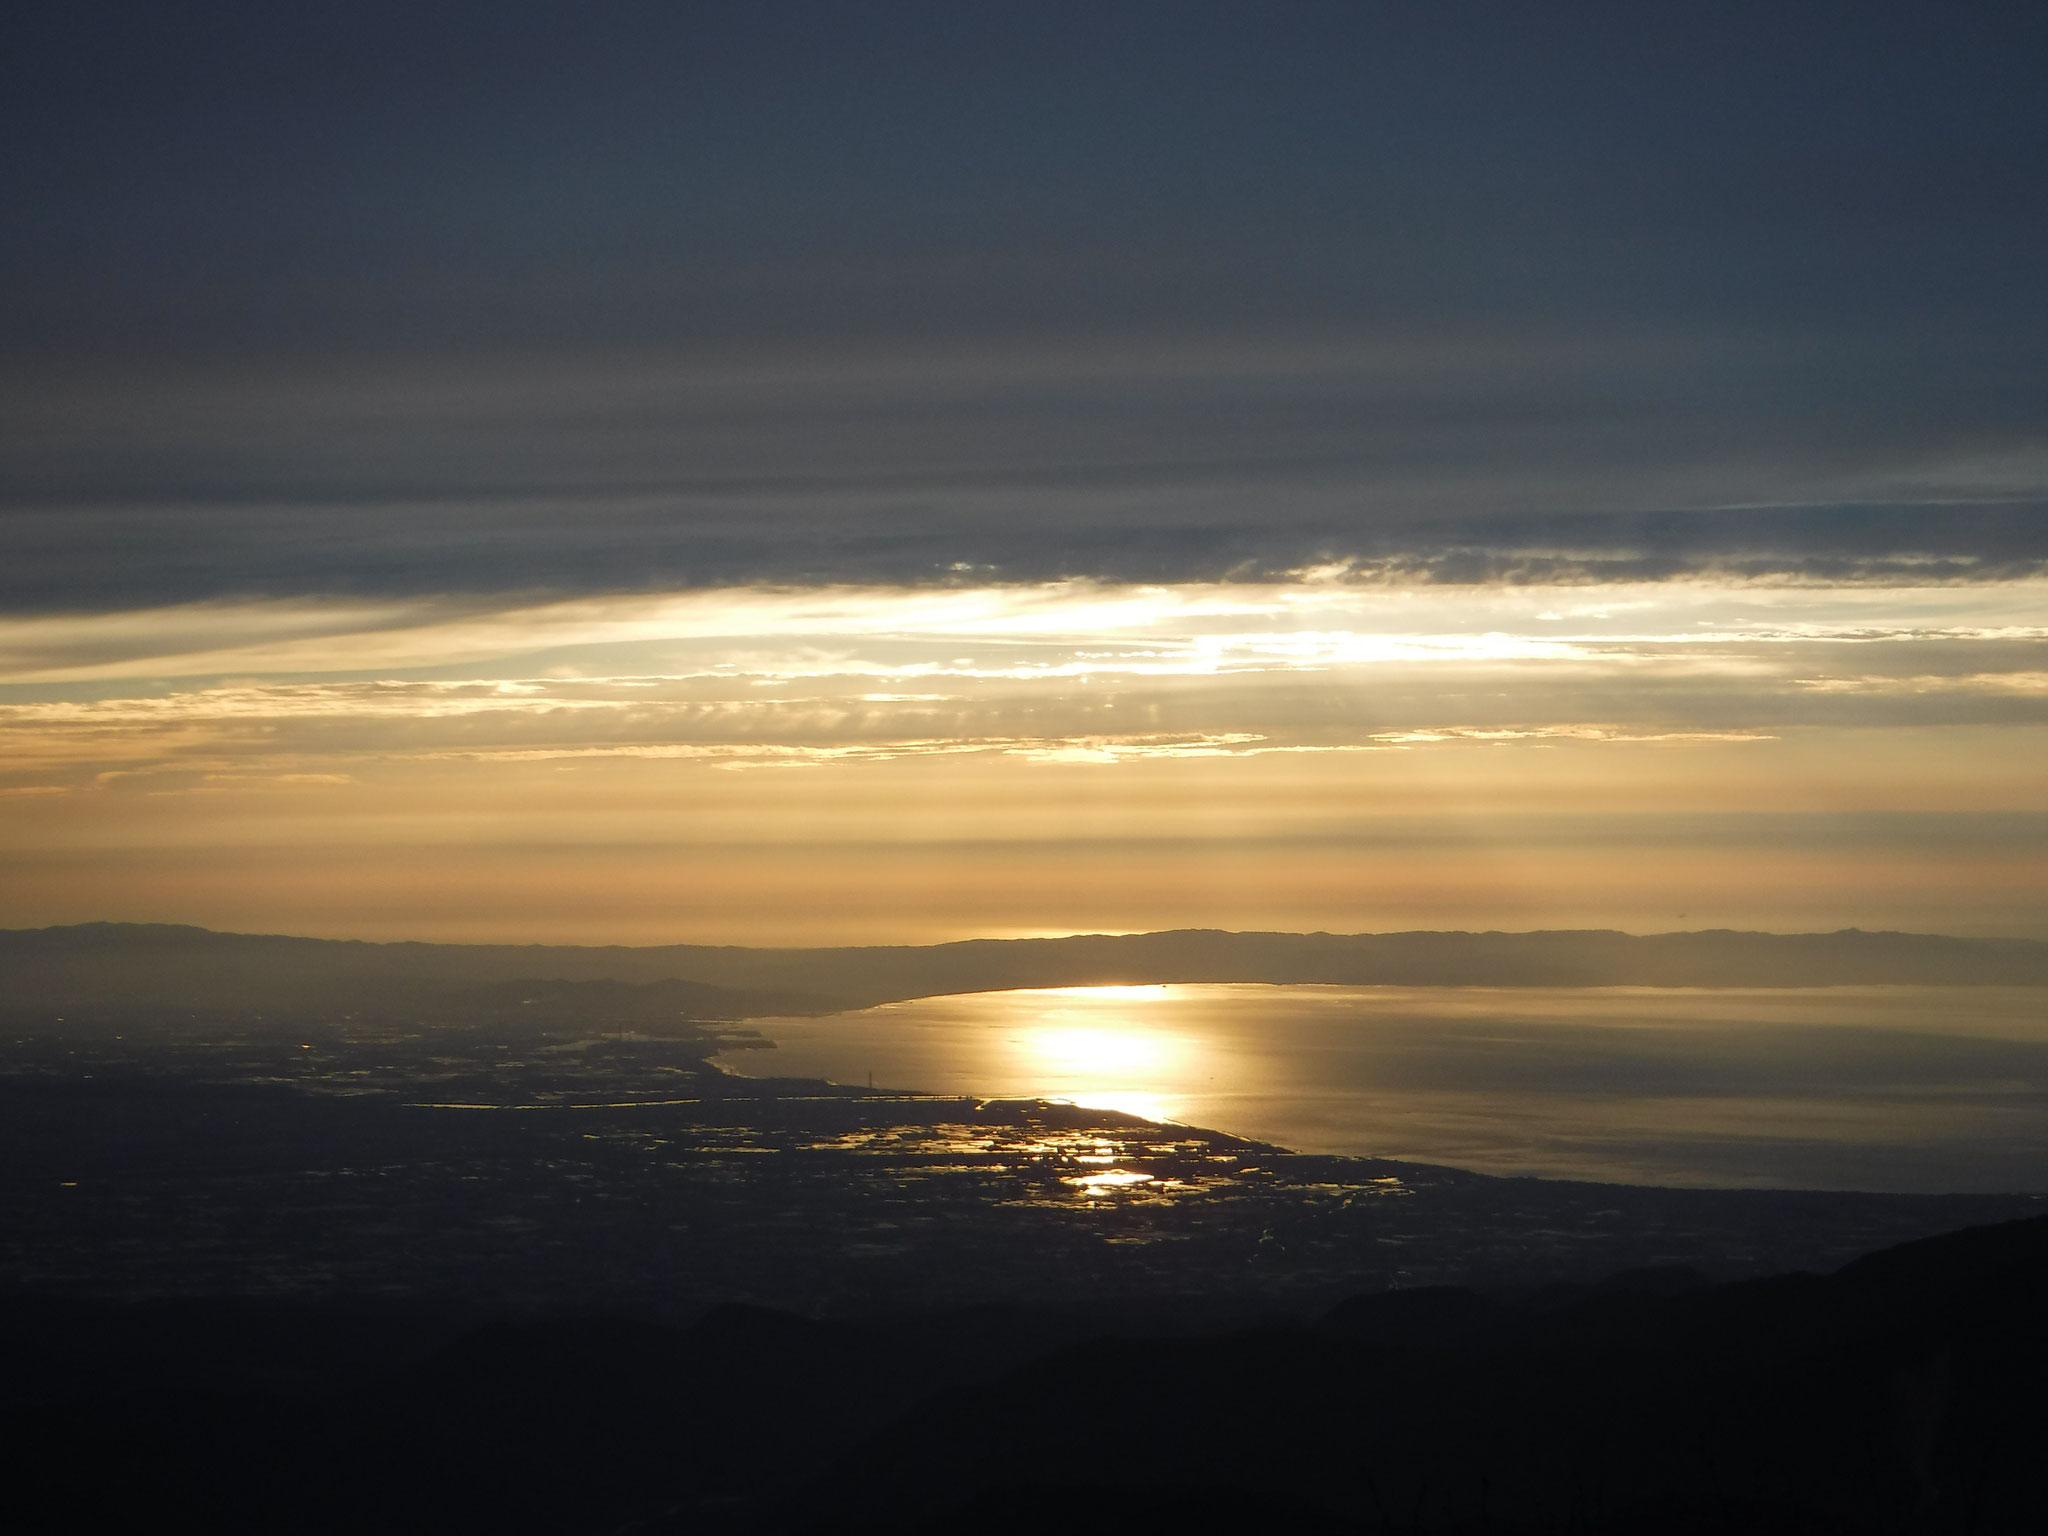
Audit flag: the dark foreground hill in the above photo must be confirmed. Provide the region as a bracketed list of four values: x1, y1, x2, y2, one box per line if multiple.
[7, 921, 2048, 1018]
[8, 1213, 2046, 1534]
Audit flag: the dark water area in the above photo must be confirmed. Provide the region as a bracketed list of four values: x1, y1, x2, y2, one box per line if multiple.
[723, 984, 2048, 1192]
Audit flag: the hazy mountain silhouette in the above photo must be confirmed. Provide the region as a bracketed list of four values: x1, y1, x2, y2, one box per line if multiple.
[7, 921, 2047, 1020]
[0, 924, 854, 1019]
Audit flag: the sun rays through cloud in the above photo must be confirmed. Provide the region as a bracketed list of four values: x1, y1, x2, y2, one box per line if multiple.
[1, 569, 2043, 943]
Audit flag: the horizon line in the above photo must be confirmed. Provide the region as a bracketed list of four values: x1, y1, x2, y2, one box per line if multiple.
[10, 918, 2047, 953]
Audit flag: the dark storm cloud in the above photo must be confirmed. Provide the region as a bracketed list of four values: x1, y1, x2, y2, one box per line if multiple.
[4, 1, 2044, 606]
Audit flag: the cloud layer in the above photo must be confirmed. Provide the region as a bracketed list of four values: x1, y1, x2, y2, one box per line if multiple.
[5, 4, 2045, 941]
[5, 6, 2044, 608]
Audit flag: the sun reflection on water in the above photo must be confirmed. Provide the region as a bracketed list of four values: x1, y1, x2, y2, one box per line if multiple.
[725, 982, 2048, 1190]
[1062, 1169, 1157, 1196]
[1029, 1027, 1167, 1074]
[1012, 989, 1202, 1127]
[1034, 986, 1178, 1000]
[1064, 1090, 1185, 1123]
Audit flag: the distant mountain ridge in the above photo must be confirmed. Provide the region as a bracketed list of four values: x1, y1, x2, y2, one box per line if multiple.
[5, 922, 2047, 1018]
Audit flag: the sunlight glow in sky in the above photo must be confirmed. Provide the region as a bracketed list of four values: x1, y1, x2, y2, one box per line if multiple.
[1, 571, 2044, 943]
[6, 574, 2046, 686]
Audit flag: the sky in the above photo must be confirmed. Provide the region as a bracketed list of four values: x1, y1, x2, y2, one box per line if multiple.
[3, 0, 2045, 944]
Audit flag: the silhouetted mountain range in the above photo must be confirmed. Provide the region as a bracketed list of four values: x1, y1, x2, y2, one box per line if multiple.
[6, 921, 2047, 1020]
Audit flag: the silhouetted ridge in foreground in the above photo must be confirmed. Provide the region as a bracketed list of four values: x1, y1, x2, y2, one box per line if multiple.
[8, 1213, 2047, 1533]
[7, 921, 2047, 1016]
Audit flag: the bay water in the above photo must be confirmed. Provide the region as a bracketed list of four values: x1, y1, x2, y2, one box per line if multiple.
[714, 984, 2048, 1192]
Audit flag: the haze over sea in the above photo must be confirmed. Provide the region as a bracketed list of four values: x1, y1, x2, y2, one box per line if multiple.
[720, 984, 2048, 1194]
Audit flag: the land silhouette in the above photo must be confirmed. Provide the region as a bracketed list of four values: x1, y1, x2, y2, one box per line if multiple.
[8, 1214, 2046, 1532]
[5, 921, 2047, 1531]
[8, 921, 2048, 1019]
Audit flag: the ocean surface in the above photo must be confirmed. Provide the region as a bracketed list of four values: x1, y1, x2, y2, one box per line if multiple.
[714, 984, 2048, 1192]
